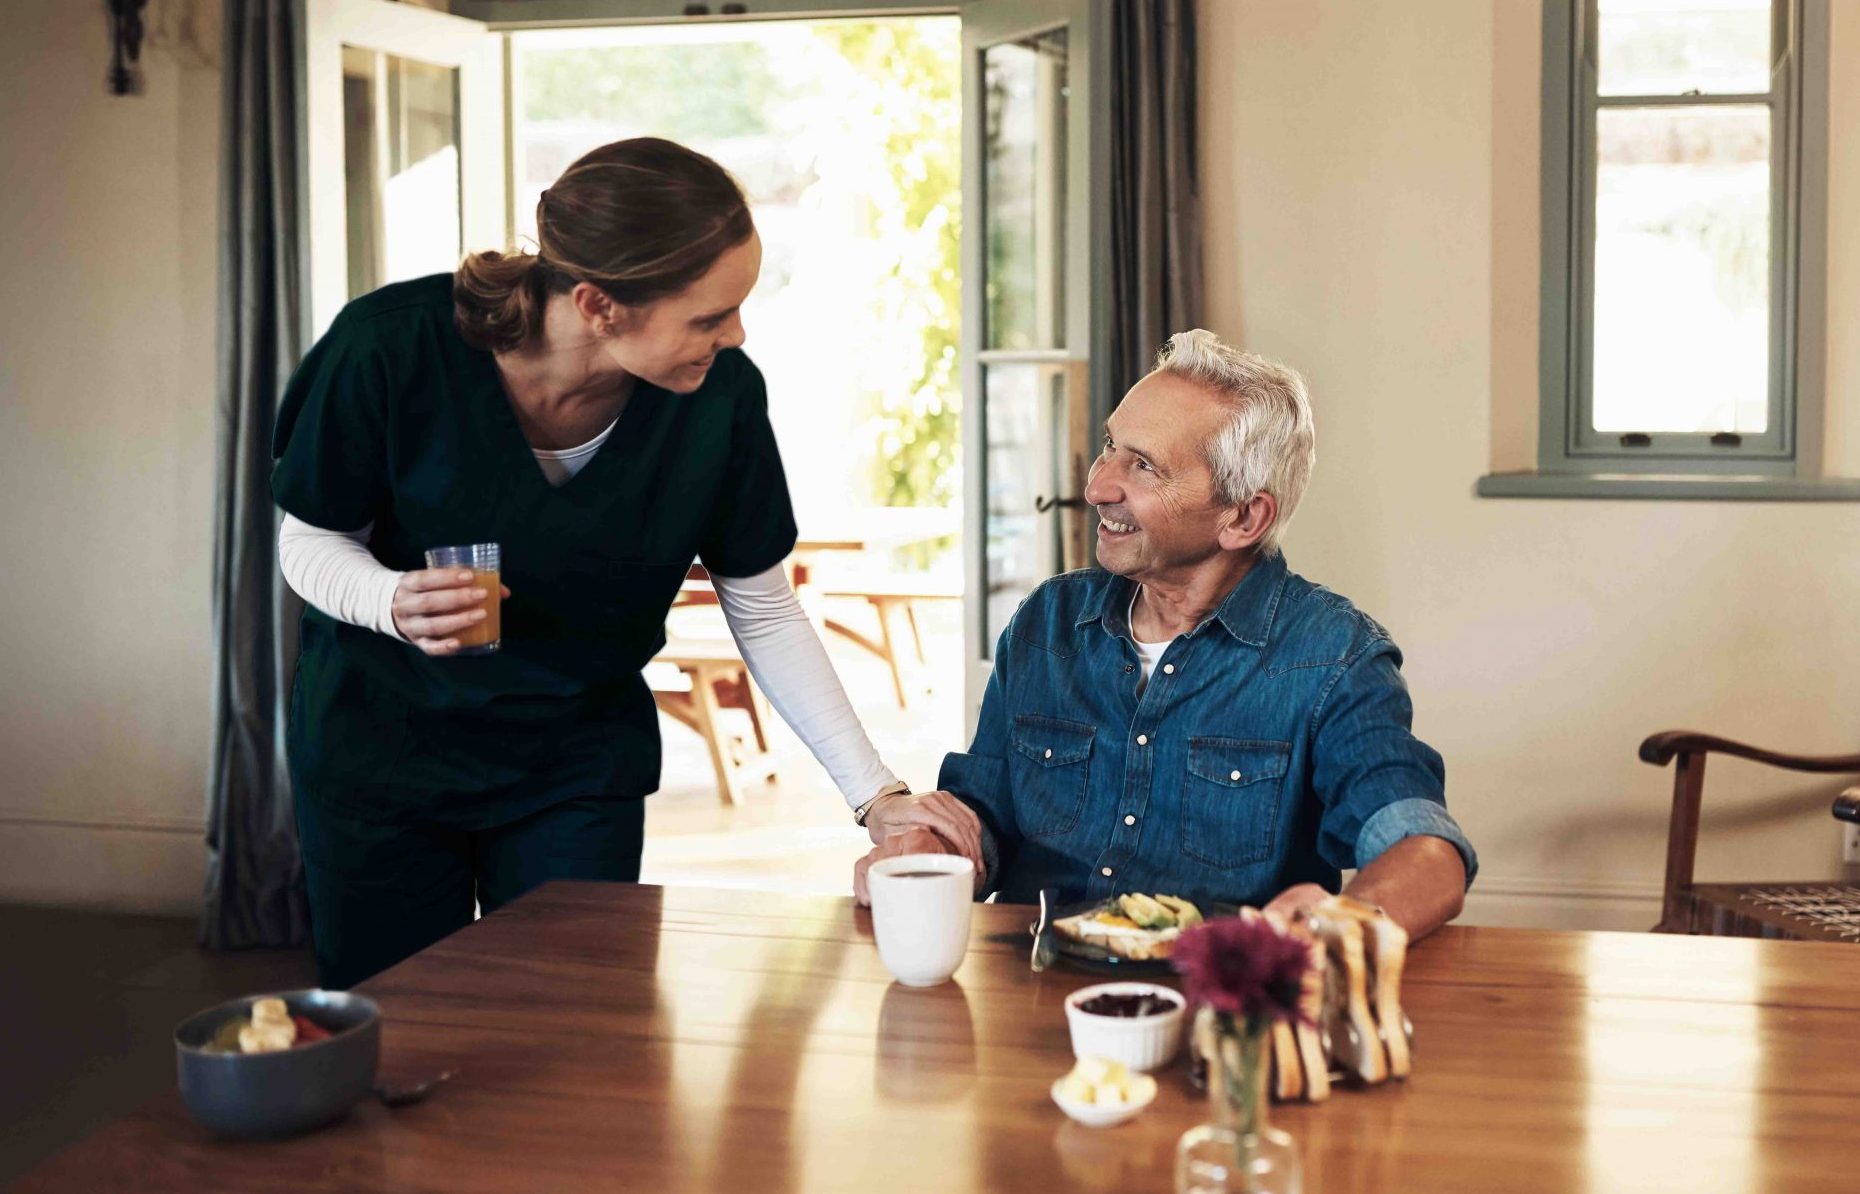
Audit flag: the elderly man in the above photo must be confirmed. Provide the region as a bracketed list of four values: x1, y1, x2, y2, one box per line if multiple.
[854, 330, 1474, 939]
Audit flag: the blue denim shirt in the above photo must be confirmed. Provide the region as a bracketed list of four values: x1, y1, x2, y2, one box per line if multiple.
[939, 554, 1476, 907]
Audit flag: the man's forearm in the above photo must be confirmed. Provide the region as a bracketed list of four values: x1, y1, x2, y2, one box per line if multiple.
[1344, 835, 1466, 941]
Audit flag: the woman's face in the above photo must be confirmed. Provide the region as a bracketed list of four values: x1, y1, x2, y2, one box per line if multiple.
[604, 231, 762, 394]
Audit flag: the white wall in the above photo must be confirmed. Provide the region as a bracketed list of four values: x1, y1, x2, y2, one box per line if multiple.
[1199, 0, 1860, 929]
[6, 0, 1856, 926]
[0, 1, 222, 913]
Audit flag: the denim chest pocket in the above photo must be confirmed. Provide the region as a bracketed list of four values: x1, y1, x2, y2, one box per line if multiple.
[1009, 714, 1096, 840]
[1179, 738, 1290, 870]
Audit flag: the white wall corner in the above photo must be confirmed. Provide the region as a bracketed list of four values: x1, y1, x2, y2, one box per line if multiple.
[0, 817, 204, 917]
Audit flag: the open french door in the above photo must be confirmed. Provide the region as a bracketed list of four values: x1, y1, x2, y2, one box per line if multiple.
[302, 0, 503, 337]
[959, 0, 1110, 730]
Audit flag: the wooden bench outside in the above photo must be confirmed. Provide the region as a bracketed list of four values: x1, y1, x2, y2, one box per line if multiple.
[819, 576, 962, 709]
[649, 635, 777, 806]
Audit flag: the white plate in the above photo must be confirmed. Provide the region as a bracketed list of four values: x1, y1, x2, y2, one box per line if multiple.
[1050, 1072, 1158, 1128]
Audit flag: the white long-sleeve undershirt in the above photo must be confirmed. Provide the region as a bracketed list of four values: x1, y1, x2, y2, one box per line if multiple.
[275, 429, 899, 806]
[278, 515, 407, 639]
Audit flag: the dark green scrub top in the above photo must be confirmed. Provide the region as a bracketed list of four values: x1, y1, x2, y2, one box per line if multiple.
[272, 274, 797, 829]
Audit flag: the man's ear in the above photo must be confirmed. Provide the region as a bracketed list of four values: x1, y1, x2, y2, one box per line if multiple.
[1216, 491, 1278, 553]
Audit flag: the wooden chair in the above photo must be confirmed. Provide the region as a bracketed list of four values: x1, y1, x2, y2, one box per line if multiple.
[1641, 730, 1860, 940]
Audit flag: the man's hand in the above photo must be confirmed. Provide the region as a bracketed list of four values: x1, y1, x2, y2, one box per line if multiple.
[862, 790, 984, 876]
[854, 826, 957, 907]
[1262, 836, 1467, 942]
[1262, 882, 1332, 927]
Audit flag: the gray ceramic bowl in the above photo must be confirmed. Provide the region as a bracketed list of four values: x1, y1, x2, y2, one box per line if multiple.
[174, 989, 380, 1138]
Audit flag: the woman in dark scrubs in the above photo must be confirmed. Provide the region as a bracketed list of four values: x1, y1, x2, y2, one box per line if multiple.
[273, 138, 980, 987]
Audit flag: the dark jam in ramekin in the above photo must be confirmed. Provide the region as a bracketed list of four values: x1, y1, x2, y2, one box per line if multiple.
[1076, 991, 1181, 1018]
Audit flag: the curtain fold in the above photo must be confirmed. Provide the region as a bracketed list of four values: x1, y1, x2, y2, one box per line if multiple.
[203, 0, 309, 950]
[1109, 0, 1204, 396]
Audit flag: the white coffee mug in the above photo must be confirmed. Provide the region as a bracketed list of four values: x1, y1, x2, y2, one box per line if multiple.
[868, 853, 976, 987]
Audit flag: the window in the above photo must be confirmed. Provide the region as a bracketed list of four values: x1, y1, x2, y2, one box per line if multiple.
[1530, 0, 1829, 484]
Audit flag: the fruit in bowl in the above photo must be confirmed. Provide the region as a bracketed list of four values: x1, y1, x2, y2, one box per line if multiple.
[174, 989, 380, 1138]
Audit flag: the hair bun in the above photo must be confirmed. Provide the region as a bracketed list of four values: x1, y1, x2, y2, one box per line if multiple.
[453, 250, 547, 354]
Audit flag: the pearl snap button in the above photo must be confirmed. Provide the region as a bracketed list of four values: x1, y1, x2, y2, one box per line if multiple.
[1162, 663, 1175, 675]
[1124, 814, 1136, 826]
[1136, 734, 1149, 746]
[1230, 769, 1242, 781]
[1101, 866, 1114, 878]
[1044, 748, 1053, 759]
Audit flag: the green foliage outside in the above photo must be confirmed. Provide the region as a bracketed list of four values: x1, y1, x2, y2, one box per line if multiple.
[521, 43, 781, 144]
[521, 22, 963, 530]
[809, 22, 963, 516]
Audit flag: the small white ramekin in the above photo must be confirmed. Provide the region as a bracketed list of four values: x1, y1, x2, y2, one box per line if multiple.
[1063, 982, 1186, 1073]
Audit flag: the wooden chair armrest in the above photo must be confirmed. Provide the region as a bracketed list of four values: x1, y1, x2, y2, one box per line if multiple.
[1639, 730, 1860, 773]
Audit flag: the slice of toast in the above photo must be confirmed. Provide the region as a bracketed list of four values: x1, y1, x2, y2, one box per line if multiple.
[1309, 907, 1389, 1085]
[1242, 908, 1304, 1101]
[1050, 910, 1179, 961]
[1268, 1016, 1304, 1101]
[1315, 896, 1412, 1079]
[1264, 909, 1331, 1103]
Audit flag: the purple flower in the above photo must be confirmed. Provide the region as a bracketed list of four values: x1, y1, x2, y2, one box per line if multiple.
[1170, 914, 1311, 1029]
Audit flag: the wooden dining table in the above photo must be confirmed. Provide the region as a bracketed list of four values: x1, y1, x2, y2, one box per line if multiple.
[17, 881, 1860, 1193]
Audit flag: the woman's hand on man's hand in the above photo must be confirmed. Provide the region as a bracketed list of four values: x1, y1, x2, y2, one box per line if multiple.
[853, 790, 987, 906]
[391, 568, 510, 656]
[862, 789, 983, 869]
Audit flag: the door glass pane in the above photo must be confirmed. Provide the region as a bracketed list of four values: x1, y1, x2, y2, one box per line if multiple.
[983, 29, 1067, 351]
[983, 363, 1066, 650]
[1597, 0, 1771, 97]
[1592, 104, 1769, 434]
[342, 48, 461, 299]
[510, 21, 963, 532]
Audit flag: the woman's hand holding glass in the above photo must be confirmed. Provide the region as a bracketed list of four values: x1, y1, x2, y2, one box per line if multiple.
[392, 569, 511, 656]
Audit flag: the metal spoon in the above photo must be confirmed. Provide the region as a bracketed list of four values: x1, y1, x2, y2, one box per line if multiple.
[1030, 888, 1060, 972]
[373, 1069, 457, 1108]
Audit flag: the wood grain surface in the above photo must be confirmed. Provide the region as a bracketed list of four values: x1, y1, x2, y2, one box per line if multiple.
[16, 882, 1860, 1193]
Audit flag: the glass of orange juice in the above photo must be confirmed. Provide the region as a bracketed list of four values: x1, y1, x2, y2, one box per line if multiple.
[423, 542, 501, 655]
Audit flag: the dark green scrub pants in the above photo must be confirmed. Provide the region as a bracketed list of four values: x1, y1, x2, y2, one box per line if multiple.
[295, 793, 645, 989]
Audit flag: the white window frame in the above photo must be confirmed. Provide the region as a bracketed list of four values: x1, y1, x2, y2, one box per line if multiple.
[1483, 0, 1842, 499]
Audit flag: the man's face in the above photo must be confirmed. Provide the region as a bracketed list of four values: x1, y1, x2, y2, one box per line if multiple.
[1083, 372, 1238, 581]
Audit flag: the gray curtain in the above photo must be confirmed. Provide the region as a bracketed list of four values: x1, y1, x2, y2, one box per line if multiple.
[1109, 0, 1204, 396]
[203, 0, 310, 950]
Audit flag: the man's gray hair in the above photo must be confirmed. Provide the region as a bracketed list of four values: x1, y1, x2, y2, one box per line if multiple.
[1152, 330, 1316, 557]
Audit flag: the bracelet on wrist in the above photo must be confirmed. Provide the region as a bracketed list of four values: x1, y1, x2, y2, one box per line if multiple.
[853, 782, 911, 827]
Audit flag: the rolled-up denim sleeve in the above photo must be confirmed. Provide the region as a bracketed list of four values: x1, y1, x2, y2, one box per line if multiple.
[937, 629, 1020, 899]
[1310, 637, 1477, 889]
[1356, 799, 1477, 885]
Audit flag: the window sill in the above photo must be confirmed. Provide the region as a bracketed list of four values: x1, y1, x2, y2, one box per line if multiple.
[1476, 472, 1860, 501]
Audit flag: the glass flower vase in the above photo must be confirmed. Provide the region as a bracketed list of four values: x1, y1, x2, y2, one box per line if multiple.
[1175, 1017, 1302, 1194]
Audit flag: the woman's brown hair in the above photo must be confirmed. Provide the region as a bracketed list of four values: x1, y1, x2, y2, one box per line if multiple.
[453, 137, 754, 353]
